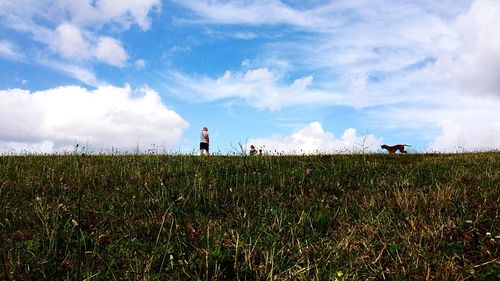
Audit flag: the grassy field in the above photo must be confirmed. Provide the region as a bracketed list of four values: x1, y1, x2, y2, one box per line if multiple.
[1, 153, 499, 280]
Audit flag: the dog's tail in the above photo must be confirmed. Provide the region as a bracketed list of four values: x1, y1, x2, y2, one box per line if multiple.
[403, 144, 412, 147]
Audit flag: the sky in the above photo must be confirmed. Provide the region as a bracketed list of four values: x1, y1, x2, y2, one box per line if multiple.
[0, 0, 499, 154]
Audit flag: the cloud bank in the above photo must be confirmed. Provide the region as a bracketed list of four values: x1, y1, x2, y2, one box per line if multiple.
[0, 85, 188, 153]
[248, 122, 382, 154]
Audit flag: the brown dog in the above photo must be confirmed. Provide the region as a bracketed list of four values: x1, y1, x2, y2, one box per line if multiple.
[381, 144, 411, 154]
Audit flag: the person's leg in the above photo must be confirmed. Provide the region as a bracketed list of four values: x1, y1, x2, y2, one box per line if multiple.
[200, 143, 209, 155]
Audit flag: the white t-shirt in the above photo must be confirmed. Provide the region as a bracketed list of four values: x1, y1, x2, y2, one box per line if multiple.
[200, 130, 209, 143]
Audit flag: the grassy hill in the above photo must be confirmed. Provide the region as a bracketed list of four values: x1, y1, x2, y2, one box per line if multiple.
[1, 153, 499, 280]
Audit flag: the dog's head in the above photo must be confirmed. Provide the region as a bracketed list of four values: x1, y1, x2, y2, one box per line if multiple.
[381, 144, 389, 149]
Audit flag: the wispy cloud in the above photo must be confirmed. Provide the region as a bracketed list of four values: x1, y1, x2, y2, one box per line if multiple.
[163, 68, 349, 110]
[171, 0, 336, 30]
[0, 40, 24, 60]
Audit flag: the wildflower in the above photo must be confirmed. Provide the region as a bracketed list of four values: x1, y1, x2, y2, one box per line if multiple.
[130, 176, 137, 182]
[495, 235, 500, 239]
[486, 232, 491, 237]
[71, 219, 78, 227]
[337, 271, 343, 277]
[305, 167, 313, 175]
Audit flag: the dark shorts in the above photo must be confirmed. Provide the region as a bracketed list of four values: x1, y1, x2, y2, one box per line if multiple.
[200, 142, 209, 150]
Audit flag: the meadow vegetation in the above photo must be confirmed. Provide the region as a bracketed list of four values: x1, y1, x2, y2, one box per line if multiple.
[1, 153, 499, 280]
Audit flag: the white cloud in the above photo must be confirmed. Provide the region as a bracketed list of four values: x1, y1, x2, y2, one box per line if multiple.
[53, 23, 90, 59]
[1, 0, 161, 31]
[50, 23, 127, 66]
[135, 59, 146, 69]
[171, 0, 332, 29]
[368, 94, 500, 152]
[247, 122, 382, 154]
[430, 120, 500, 152]
[91, 0, 162, 30]
[437, 0, 500, 96]
[0, 85, 189, 153]
[241, 59, 250, 67]
[291, 76, 313, 91]
[37, 59, 103, 87]
[0, 0, 160, 71]
[0, 40, 24, 60]
[169, 0, 500, 151]
[164, 68, 346, 110]
[163, 1, 466, 110]
[233, 32, 257, 40]
[94, 37, 128, 67]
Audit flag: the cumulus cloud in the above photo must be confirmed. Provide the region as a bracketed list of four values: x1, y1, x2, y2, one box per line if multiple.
[437, 0, 500, 96]
[53, 23, 89, 59]
[0, 85, 189, 153]
[94, 37, 128, 67]
[429, 120, 500, 152]
[247, 122, 382, 154]
[50, 23, 127, 66]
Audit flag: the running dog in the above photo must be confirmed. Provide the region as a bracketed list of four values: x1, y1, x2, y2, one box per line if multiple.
[381, 144, 411, 154]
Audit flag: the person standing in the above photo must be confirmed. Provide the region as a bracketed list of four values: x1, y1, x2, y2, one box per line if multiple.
[200, 127, 210, 156]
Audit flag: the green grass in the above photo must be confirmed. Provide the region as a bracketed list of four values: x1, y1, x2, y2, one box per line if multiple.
[1, 153, 499, 280]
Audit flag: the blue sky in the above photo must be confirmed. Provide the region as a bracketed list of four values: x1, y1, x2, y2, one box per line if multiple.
[1, 0, 499, 154]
